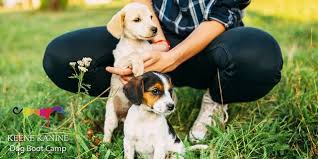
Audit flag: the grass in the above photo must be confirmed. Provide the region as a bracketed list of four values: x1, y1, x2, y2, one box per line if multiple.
[0, 0, 317, 158]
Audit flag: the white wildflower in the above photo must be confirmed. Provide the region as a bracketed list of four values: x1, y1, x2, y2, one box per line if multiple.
[82, 57, 92, 67]
[69, 62, 76, 67]
[78, 66, 88, 73]
[77, 60, 84, 67]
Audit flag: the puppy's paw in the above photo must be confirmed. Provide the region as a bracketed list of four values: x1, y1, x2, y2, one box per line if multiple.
[103, 135, 112, 143]
[132, 63, 144, 77]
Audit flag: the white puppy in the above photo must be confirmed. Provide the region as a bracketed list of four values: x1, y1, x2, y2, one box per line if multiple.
[103, 3, 158, 142]
[123, 72, 207, 159]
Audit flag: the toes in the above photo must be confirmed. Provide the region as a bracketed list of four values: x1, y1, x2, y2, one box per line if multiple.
[103, 136, 111, 143]
[132, 67, 144, 76]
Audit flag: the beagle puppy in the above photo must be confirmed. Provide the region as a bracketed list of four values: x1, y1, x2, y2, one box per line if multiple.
[103, 3, 158, 142]
[123, 72, 208, 159]
[123, 71, 183, 159]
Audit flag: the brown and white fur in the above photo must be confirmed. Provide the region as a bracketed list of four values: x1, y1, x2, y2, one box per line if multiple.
[123, 72, 208, 159]
[103, 3, 158, 142]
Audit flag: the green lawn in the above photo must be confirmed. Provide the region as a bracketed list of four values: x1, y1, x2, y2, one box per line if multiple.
[0, 0, 317, 158]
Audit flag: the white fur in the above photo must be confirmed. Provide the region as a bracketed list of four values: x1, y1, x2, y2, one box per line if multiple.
[103, 2, 157, 143]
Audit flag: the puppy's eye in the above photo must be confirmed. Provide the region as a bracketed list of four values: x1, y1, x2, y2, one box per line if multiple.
[150, 15, 153, 19]
[151, 88, 160, 95]
[133, 17, 141, 22]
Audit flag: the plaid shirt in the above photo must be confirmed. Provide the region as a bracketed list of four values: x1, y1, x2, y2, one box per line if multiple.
[152, 0, 251, 36]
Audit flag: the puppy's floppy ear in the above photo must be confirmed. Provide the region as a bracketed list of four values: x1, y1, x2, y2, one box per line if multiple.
[163, 73, 177, 104]
[107, 9, 125, 39]
[123, 76, 144, 105]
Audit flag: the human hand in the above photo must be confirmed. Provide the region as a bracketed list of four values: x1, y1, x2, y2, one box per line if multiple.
[143, 50, 180, 73]
[105, 66, 133, 84]
[106, 50, 180, 84]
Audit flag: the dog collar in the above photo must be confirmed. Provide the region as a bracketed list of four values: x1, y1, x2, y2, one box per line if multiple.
[153, 40, 171, 49]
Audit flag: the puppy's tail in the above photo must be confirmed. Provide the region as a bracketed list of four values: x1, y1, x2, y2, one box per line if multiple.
[187, 144, 209, 151]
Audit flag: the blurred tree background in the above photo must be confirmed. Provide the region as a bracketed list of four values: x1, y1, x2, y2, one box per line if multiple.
[0, 0, 113, 11]
[39, 0, 69, 11]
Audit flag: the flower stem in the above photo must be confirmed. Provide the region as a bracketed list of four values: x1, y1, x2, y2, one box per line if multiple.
[71, 101, 81, 158]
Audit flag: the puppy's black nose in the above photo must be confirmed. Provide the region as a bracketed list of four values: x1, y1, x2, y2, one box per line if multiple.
[151, 27, 158, 34]
[167, 103, 174, 111]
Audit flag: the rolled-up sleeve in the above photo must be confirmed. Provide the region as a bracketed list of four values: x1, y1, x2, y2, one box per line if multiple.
[203, 0, 251, 29]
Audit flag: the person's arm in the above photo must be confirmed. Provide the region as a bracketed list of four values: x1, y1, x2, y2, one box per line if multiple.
[171, 20, 225, 66]
[144, 0, 250, 72]
[143, 20, 225, 73]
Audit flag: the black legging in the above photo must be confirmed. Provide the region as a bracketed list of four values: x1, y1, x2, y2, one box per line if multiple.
[43, 26, 283, 104]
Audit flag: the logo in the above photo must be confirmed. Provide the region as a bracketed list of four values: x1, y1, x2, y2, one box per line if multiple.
[12, 106, 65, 126]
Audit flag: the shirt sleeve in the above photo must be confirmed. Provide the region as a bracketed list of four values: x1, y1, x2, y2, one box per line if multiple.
[203, 0, 251, 29]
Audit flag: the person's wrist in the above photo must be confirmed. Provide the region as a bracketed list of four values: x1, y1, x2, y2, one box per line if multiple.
[161, 43, 170, 51]
[157, 43, 170, 51]
[167, 49, 182, 67]
[153, 40, 170, 50]
[151, 43, 169, 52]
